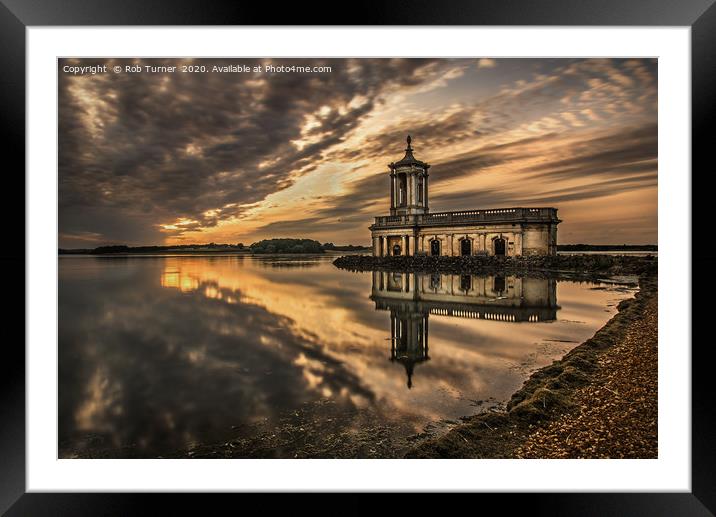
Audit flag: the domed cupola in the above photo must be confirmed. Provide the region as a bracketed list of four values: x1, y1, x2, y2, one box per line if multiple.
[388, 136, 430, 216]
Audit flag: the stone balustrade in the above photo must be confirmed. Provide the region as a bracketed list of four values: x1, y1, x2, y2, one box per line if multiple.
[371, 208, 560, 228]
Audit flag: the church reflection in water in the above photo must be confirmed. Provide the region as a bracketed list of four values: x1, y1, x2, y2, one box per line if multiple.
[371, 271, 559, 388]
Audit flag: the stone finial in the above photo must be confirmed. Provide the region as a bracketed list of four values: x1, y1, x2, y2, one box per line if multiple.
[406, 135, 412, 151]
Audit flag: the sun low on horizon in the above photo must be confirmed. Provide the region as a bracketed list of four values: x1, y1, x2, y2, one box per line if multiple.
[58, 57, 657, 249]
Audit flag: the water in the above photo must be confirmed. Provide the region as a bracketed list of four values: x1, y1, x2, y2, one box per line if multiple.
[557, 251, 657, 256]
[58, 254, 635, 458]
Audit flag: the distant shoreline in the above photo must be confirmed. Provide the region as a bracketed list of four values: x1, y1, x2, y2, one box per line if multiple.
[58, 250, 356, 257]
[58, 243, 656, 255]
[58, 243, 371, 255]
[556, 244, 657, 252]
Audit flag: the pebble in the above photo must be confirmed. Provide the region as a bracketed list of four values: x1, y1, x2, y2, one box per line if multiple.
[515, 295, 658, 458]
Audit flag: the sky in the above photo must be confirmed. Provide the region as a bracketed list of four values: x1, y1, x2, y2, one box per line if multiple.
[58, 58, 657, 248]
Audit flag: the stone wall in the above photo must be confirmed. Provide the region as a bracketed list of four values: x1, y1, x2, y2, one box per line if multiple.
[522, 224, 555, 256]
[372, 222, 557, 258]
[370, 271, 559, 311]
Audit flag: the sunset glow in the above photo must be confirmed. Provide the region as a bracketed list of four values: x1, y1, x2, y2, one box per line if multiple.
[59, 58, 657, 248]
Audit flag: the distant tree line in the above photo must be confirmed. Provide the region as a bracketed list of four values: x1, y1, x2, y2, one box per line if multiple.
[250, 238, 325, 254]
[59, 239, 370, 255]
[321, 242, 372, 251]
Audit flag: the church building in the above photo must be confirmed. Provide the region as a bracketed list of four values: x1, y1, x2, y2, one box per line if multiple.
[369, 136, 561, 257]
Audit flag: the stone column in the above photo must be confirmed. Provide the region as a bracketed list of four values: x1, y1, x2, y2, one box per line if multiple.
[390, 316, 395, 353]
[424, 174, 429, 211]
[414, 173, 419, 208]
[515, 232, 523, 256]
[402, 235, 407, 256]
[373, 236, 379, 256]
[407, 174, 414, 208]
[394, 176, 400, 207]
[390, 173, 395, 210]
[447, 235, 453, 257]
[409, 234, 415, 256]
[415, 174, 420, 208]
[480, 234, 486, 252]
[424, 315, 429, 356]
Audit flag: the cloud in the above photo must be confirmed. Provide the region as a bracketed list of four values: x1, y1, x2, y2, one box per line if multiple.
[58, 58, 657, 246]
[59, 58, 455, 245]
[477, 58, 497, 69]
[59, 265, 377, 455]
[254, 121, 657, 241]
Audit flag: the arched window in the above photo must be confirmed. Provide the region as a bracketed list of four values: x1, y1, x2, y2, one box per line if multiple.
[388, 272, 403, 292]
[494, 237, 506, 256]
[460, 238, 472, 256]
[430, 239, 441, 256]
[430, 273, 441, 290]
[417, 176, 423, 203]
[493, 275, 506, 294]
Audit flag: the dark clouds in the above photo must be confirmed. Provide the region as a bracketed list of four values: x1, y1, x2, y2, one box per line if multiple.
[59, 58, 452, 246]
[59, 58, 658, 246]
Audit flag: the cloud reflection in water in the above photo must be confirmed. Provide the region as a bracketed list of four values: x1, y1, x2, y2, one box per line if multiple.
[59, 255, 633, 457]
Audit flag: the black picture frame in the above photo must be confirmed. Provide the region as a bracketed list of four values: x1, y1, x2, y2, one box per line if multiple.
[2, 0, 709, 514]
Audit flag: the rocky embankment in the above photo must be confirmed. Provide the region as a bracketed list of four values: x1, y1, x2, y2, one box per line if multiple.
[405, 273, 657, 459]
[333, 254, 657, 276]
[333, 253, 657, 278]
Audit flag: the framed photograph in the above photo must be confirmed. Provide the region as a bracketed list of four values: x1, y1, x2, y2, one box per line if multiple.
[3, 0, 710, 513]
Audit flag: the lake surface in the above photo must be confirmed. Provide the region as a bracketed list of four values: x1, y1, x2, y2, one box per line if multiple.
[58, 254, 635, 458]
[557, 250, 657, 256]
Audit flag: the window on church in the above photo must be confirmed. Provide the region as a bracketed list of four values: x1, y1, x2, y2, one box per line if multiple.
[430, 273, 441, 290]
[430, 239, 440, 256]
[398, 174, 407, 206]
[493, 275, 506, 294]
[418, 178, 423, 203]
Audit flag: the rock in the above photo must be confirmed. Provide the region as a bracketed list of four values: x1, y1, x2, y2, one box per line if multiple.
[333, 254, 657, 277]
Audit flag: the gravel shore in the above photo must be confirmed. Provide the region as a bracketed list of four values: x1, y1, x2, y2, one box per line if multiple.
[406, 273, 657, 459]
[515, 285, 657, 458]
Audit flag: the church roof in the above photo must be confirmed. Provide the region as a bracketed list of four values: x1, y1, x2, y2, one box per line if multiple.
[389, 135, 430, 170]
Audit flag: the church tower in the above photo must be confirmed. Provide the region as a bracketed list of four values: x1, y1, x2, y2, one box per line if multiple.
[389, 136, 430, 216]
[371, 136, 560, 258]
[389, 307, 430, 389]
